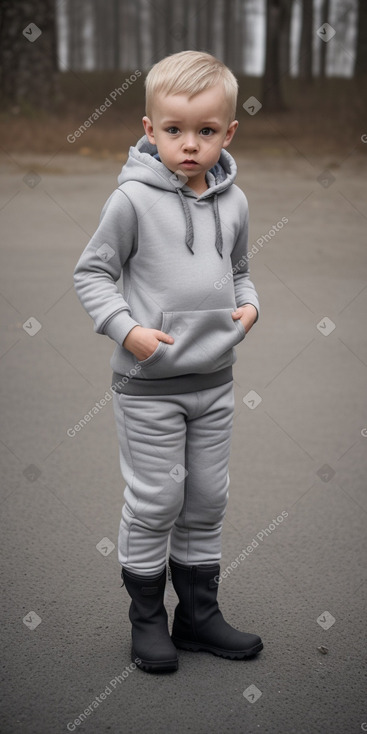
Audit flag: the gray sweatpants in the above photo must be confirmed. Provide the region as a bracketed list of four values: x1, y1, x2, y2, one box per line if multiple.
[112, 380, 235, 576]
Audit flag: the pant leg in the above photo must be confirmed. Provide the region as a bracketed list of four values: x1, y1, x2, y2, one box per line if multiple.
[112, 391, 188, 575]
[169, 381, 235, 565]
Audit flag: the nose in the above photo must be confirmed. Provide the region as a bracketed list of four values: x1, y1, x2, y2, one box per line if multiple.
[183, 135, 198, 153]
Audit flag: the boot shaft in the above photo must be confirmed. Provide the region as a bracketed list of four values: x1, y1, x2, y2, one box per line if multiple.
[122, 567, 169, 628]
[169, 559, 221, 638]
[121, 566, 178, 672]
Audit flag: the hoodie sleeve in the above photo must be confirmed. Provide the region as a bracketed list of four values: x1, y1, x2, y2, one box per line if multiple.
[73, 188, 142, 347]
[230, 190, 260, 322]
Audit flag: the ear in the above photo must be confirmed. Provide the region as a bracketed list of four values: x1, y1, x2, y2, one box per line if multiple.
[142, 115, 155, 144]
[222, 120, 239, 149]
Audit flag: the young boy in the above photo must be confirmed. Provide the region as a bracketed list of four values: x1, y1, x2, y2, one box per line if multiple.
[74, 50, 263, 674]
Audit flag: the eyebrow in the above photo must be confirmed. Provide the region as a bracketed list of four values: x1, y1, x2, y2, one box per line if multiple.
[160, 120, 221, 125]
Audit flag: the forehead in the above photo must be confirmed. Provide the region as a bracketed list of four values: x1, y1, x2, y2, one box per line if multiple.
[154, 83, 229, 123]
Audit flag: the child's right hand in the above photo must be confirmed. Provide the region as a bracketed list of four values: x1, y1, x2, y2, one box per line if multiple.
[123, 326, 174, 362]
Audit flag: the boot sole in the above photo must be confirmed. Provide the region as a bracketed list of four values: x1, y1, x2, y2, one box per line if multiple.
[171, 637, 263, 659]
[132, 647, 178, 674]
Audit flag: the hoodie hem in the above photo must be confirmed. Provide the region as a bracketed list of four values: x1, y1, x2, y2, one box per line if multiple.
[111, 366, 233, 396]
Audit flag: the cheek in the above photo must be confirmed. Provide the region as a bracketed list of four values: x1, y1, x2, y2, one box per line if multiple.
[203, 140, 221, 155]
[163, 139, 177, 152]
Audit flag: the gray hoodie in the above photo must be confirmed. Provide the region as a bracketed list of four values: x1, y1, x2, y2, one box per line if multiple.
[73, 134, 260, 395]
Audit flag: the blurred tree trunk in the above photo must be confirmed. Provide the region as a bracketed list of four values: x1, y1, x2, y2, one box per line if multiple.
[167, 0, 183, 53]
[243, 0, 260, 75]
[0, 0, 59, 110]
[233, 0, 243, 73]
[151, 0, 164, 63]
[95, 0, 121, 71]
[103, 0, 114, 70]
[182, 0, 190, 50]
[223, 0, 243, 73]
[93, 0, 105, 70]
[299, 0, 313, 80]
[239, 0, 249, 74]
[262, 0, 288, 111]
[195, 0, 213, 53]
[355, 0, 367, 74]
[113, 0, 120, 70]
[319, 0, 330, 77]
[195, 1, 205, 50]
[205, 0, 215, 54]
[189, 0, 196, 49]
[223, 0, 236, 68]
[279, 0, 293, 77]
[164, 0, 173, 56]
[68, 0, 82, 70]
[140, 0, 153, 69]
[133, 0, 143, 70]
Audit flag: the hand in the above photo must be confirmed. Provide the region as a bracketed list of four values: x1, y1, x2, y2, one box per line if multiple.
[123, 325, 174, 361]
[231, 304, 258, 334]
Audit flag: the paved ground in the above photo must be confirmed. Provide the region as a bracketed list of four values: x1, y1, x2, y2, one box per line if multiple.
[1, 146, 366, 734]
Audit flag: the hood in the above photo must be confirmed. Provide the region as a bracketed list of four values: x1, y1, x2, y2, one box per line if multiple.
[117, 134, 238, 257]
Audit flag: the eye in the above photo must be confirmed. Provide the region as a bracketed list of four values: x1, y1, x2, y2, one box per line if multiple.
[166, 126, 180, 134]
[200, 127, 215, 136]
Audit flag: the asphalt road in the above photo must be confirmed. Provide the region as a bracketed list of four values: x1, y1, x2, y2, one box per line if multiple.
[1, 147, 366, 734]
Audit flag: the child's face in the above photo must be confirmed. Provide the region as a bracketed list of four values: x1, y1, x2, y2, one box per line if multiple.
[142, 83, 238, 193]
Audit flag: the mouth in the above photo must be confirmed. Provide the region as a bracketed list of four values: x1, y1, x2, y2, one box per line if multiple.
[181, 160, 198, 166]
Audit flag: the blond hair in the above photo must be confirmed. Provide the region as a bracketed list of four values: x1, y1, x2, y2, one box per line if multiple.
[144, 50, 238, 124]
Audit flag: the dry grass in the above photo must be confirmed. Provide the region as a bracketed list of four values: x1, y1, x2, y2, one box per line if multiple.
[1, 72, 366, 161]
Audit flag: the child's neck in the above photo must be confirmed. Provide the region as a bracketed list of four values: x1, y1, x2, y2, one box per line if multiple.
[186, 177, 209, 196]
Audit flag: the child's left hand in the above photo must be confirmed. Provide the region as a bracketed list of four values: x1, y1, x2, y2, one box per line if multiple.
[231, 304, 258, 334]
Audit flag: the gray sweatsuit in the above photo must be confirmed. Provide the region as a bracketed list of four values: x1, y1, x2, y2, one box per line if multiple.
[74, 134, 260, 575]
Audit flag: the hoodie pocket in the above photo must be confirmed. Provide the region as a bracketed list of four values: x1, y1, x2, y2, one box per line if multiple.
[136, 308, 246, 378]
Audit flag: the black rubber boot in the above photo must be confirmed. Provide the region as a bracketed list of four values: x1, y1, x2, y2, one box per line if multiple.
[169, 558, 263, 659]
[121, 566, 178, 673]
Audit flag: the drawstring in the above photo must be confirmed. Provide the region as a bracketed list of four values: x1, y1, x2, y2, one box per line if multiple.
[175, 182, 224, 258]
[176, 187, 194, 255]
[212, 193, 223, 257]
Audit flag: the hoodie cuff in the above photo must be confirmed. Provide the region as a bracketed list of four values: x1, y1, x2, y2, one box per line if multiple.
[103, 312, 142, 347]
